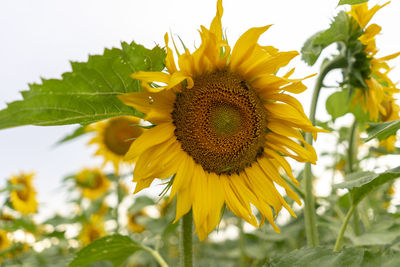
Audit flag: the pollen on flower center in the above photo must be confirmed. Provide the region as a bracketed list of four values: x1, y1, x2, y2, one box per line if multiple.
[172, 71, 268, 175]
[103, 118, 142, 156]
[210, 104, 243, 136]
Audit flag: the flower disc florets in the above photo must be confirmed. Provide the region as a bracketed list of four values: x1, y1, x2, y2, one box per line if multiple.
[172, 71, 267, 175]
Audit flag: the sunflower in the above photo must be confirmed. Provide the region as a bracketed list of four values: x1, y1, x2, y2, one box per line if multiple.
[9, 173, 38, 215]
[118, 0, 325, 241]
[349, 2, 400, 122]
[126, 211, 147, 233]
[378, 100, 400, 151]
[87, 116, 143, 174]
[75, 168, 110, 200]
[78, 215, 106, 246]
[0, 229, 10, 252]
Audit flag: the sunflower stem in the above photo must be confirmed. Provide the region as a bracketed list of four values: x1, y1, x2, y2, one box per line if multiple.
[180, 211, 193, 267]
[238, 219, 246, 267]
[347, 119, 361, 236]
[142, 245, 169, 267]
[333, 204, 355, 252]
[304, 56, 347, 247]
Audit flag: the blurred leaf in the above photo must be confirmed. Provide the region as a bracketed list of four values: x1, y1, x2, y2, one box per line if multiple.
[0, 42, 165, 129]
[267, 247, 365, 267]
[364, 119, 400, 142]
[55, 126, 87, 145]
[69, 235, 142, 267]
[325, 90, 370, 122]
[338, 0, 368, 5]
[301, 32, 325, 66]
[128, 196, 155, 214]
[326, 91, 350, 121]
[301, 12, 351, 65]
[335, 166, 400, 205]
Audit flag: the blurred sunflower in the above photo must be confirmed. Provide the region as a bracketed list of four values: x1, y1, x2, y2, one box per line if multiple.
[9, 173, 38, 215]
[0, 229, 10, 252]
[87, 116, 143, 174]
[126, 211, 147, 233]
[75, 168, 110, 200]
[79, 215, 106, 246]
[119, 0, 325, 240]
[378, 100, 400, 151]
[348, 2, 400, 122]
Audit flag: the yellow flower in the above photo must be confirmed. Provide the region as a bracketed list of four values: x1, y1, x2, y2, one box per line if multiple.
[79, 215, 106, 246]
[378, 100, 400, 151]
[126, 211, 147, 233]
[350, 2, 400, 121]
[75, 168, 110, 200]
[87, 116, 143, 174]
[9, 173, 38, 215]
[119, 0, 325, 241]
[0, 229, 11, 252]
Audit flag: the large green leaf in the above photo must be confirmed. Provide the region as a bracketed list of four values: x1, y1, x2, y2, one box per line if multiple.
[267, 247, 400, 267]
[338, 0, 369, 5]
[334, 166, 400, 204]
[0, 42, 165, 129]
[301, 12, 352, 65]
[267, 247, 365, 267]
[364, 119, 400, 142]
[69, 235, 142, 267]
[325, 90, 369, 121]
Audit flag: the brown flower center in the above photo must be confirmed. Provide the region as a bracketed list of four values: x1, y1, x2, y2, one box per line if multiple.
[16, 179, 30, 201]
[103, 117, 142, 156]
[172, 71, 267, 175]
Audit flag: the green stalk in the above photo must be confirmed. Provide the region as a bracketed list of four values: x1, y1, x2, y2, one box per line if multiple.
[304, 56, 347, 247]
[347, 120, 361, 236]
[142, 245, 169, 267]
[180, 211, 193, 267]
[238, 219, 246, 267]
[333, 205, 355, 252]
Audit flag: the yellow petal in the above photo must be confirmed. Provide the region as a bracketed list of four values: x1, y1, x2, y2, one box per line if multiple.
[229, 25, 272, 72]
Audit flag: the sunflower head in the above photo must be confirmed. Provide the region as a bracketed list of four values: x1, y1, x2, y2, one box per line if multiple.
[75, 168, 110, 200]
[119, 0, 326, 241]
[0, 229, 11, 252]
[347, 2, 400, 121]
[9, 173, 38, 215]
[79, 215, 106, 246]
[126, 211, 147, 233]
[87, 116, 143, 174]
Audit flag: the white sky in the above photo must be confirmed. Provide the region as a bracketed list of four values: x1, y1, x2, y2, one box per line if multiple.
[0, 0, 399, 218]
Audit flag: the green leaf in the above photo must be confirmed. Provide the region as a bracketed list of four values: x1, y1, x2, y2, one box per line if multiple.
[0, 42, 165, 130]
[301, 12, 351, 65]
[267, 247, 365, 267]
[54, 125, 87, 145]
[364, 119, 400, 142]
[334, 166, 400, 205]
[338, 0, 368, 6]
[300, 32, 325, 66]
[326, 91, 350, 121]
[69, 235, 142, 267]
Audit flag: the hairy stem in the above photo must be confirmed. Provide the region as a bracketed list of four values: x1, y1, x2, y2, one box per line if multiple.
[180, 211, 193, 267]
[333, 205, 355, 252]
[347, 119, 361, 236]
[142, 245, 169, 267]
[304, 56, 347, 247]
